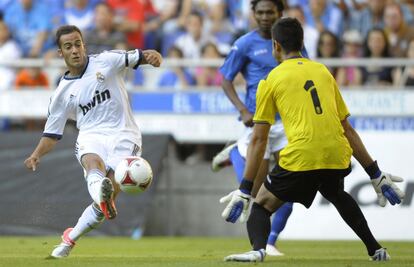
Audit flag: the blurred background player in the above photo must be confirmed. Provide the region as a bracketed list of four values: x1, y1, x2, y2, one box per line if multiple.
[212, 0, 308, 256]
[221, 17, 405, 262]
[24, 25, 162, 258]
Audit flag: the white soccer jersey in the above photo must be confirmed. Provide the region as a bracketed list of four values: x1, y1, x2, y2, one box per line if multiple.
[43, 49, 143, 144]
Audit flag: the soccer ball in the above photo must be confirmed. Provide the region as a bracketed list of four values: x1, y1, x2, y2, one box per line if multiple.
[114, 156, 153, 194]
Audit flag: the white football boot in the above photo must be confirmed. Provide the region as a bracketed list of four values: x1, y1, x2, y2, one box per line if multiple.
[224, 249, 266, 262]
[266, 244, 284, 256]
[370, 248, 390, 261]
[98, 178, 117, 220]
[50, 228, 75, 258]
[211, 143, 237, 172]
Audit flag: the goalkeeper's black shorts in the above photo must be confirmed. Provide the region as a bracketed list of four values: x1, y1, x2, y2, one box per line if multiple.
[264, 164, 352, 208]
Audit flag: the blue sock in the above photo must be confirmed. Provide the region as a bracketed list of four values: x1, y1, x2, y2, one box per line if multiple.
[267, 202, 293, 245]
[229, 146, 245, 183]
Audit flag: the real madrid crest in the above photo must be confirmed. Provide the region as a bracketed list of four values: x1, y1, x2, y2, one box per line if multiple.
[96, 72, 105, 83]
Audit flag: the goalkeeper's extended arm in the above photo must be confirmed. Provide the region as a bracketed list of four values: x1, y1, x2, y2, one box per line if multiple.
[341, 119, 404, 206]
[220, 123, 270, 223]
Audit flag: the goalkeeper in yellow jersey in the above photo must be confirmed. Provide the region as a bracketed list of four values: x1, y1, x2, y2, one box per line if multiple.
[220, 17, 405, 262]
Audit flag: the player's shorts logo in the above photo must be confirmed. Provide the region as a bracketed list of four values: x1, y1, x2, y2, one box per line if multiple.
[96, 72, 105, 83]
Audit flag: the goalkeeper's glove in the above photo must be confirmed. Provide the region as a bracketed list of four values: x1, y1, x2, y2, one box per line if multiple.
[220, 189, 251, 223]
[220, 179, 253, 223]
[365, 161, 405, 207]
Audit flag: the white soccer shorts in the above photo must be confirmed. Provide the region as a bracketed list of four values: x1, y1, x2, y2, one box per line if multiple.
[237, 121, 287, 160]
[75, 133, 142, 175]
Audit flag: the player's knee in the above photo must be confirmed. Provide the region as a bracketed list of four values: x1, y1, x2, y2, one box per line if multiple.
[82, 153, 106, 172]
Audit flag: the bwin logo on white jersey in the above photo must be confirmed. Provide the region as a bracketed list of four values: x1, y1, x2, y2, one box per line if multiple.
[79, 89, 111, 115]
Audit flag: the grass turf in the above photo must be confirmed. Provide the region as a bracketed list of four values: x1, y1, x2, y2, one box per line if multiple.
[0, 237, 413, 267]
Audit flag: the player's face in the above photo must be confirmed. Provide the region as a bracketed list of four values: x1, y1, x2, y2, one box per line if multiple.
[254, 0, 281, 34]
[58, 32, 87, 70]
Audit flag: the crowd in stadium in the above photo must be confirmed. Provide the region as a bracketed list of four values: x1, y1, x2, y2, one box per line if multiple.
[0, 0, 414, 91]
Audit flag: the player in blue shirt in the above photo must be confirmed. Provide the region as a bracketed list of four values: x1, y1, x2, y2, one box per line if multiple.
[212, 0, 307, 256]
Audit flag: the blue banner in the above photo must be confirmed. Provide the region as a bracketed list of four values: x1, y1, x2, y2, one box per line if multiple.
[130, 92, 414, 131]
[130, 91, 241, 114]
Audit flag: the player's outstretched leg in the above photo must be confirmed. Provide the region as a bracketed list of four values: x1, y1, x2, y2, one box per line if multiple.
[211, 142, 237, 172]
[266, 202, 293, 256]
[319, 182, 388, 261]
[50, 203, 104, 258]
[87, 169, 117, 219]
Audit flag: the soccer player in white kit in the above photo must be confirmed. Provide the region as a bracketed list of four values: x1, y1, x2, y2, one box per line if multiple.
[24, 25, 162, 258]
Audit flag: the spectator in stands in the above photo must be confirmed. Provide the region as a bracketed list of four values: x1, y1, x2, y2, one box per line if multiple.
[394, 39, 414, 87]
[15, 66, 49, 89]
[0, 20, 22, 91]
[178, 0, 225, 33]
[85, 2, 126, 54]
[141, 0, 180, 50]
[348, 0, 385, 38]
[174, 11, 210, 59]
[3, 0, 53, 57]
[226, 0, 252, 35]
[317, 30, 340, 76]
[360, 28, 395, 86]
[302, 0, 344, 36]
[41, 0, 65, 29]
[195, 42, 223, 87]
[287, 5, 319, 59]
[336, 30, 363, 87]
[177, 0, 232, 55]
[158, 46, 195, 89]
[384, 2, 414, 58]
[63, 0, 100, 31]
[14, 63, 49, 130]
[107, 0, 145, 49]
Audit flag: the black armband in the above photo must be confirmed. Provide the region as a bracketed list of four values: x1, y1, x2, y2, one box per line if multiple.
[133, 49, 144, 69]
[239, 179, 254, 194]
[364, 160, 381, 179]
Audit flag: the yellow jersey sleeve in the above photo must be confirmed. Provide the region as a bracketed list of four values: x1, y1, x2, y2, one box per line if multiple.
[253, 79, 277, 125]
[333, 78, 350, 120]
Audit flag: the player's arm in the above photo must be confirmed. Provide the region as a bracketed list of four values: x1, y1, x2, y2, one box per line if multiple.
[334, 72, 405, 206]
[341, 119, 373, 167]
[220, 79, 275, 223]
[141, 49, 162, 67]
[243, 123, 270, 183]
[342, 118, 405, 206]
[24, 136, 58, 171]
[222, 79, 253, 127]
[220, 39, 253, 127]
[103, 49, 162, 70]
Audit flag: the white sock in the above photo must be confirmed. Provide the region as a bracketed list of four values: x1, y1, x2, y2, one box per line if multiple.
[68, 203, 104, 241]
[86, 169, 105, 204]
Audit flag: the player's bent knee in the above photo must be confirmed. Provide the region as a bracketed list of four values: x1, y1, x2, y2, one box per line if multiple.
[81, 153, 106, 172]
[254, 185, 284, 213]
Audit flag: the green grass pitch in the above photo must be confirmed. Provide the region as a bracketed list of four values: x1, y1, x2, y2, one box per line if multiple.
[1, 237, 413, 267]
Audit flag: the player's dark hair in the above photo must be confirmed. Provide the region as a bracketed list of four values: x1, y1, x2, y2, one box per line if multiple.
[271, 17, 303, 54]
[251, 0, 284, 12]
[56, 25, 83, 48]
